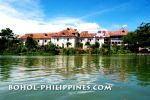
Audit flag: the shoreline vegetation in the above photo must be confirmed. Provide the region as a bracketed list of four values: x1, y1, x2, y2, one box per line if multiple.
[0, 22, 150, 56]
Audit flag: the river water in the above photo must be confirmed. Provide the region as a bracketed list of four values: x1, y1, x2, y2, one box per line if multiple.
[0, 55, 150, 100]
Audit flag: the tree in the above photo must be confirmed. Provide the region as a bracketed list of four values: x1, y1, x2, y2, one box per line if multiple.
[0, 28, 16, 53]
[0, 28, 15, 40]
[91, 42, 100, 49]
[136, 22, 150, 47]
[111, 44, 118, 54]
[25, 37, 37, 51]
[99, 43, 110, 55]
[44, 41, 58, 54]
[123, 22, 150, 52]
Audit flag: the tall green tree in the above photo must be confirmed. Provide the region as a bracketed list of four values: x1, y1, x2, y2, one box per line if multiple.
[136, 22, 150, 47]
[25, 37, 37, 51]
[0, 28, 16, 53]
[123, 22, 150, 52]
[0, 28, 14, 39]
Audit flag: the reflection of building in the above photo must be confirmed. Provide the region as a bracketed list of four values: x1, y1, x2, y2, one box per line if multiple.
[20, 27, 128, 48]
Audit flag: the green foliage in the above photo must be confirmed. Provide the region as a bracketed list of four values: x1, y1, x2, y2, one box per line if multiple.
[76, 42, 83, 48]
[111, 44, 118, 54]
[110, 44, 130, 54]
[91, 42, 100, 49]
[25, 37, 38, 51]
[99, 44, 110, 55]
[0, 28, 17, 53]
[0, 28, 14, 39]
[123, 32, 139, 52]
[61, 48, 76, 55]
[123, 22, 150, 52]
[75, 48, 85, 54]
[91, 48, 100, 54]
[43, 42, 58, 54]
[136, 22, 150, 47]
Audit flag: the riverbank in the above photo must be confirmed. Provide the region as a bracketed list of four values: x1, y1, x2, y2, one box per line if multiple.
[1, 52, 150, 56]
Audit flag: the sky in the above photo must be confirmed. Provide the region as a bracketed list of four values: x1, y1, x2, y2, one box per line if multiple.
[0, 0, 149, 34]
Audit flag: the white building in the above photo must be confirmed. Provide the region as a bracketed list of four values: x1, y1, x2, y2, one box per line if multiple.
[20, 28, 128, 49]
[51, 28, 79, 48]
[104, 28, 128, 45]
[80, 31, 104, 49]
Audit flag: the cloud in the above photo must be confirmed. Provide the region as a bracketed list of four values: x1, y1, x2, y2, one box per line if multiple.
[109, 24, 128, 30]
[122, 24, 128, 28]
[80, 2, 129, 19]
[0, 0, 105, 35]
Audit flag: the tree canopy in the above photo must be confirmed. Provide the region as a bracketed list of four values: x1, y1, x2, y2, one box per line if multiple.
[123, 22, 150, 52]
[0, 28, 14, 39]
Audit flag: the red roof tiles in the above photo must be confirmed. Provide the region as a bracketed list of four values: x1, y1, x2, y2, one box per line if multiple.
[52, 28, 78, 37]
[104, 28, 128, 37]
[20, 33, 56, 40]
[20, 28, 128, 39]
[80, 31, 96, 38]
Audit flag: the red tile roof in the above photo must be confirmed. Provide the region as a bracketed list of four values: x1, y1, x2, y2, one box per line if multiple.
[20, 28, 128, 39]
[80, 31, 96, 38]
[104, 28, 128, 37]
[52, 28, 78, 37]
[20, 32, 56, 40]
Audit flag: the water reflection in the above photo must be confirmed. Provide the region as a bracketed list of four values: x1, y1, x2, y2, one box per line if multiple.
[0, 55, 150, 86]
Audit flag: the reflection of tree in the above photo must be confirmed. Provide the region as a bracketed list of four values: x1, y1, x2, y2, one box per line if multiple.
[92, 55, 100, 69]
[1, 55, 150, 86]
[0, 57, 20, 81]
[74, 56, 83, 69]
[136, 56, 150, 86]
[100, 56, 128, 81]
[24, 57, 39, 67]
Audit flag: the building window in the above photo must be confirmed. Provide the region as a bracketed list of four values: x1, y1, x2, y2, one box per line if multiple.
[97, 39, 99, 41]
[37, 40, 39, 42]
[89, 39, 91, 41]
[45, 40, 47, 42]
[57, 38, 59, 41]
[81, 39, 82, 42]
[67, 38, 69, 41]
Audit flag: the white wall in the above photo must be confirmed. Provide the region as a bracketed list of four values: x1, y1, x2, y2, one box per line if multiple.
[110, 39, 123, 46]
[80, 37, 104, 49]
[22, 36, 104, 49]
[37, 39, 51, 45]
[51, 37, 76, 48]
[96, 38, 104, 47]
